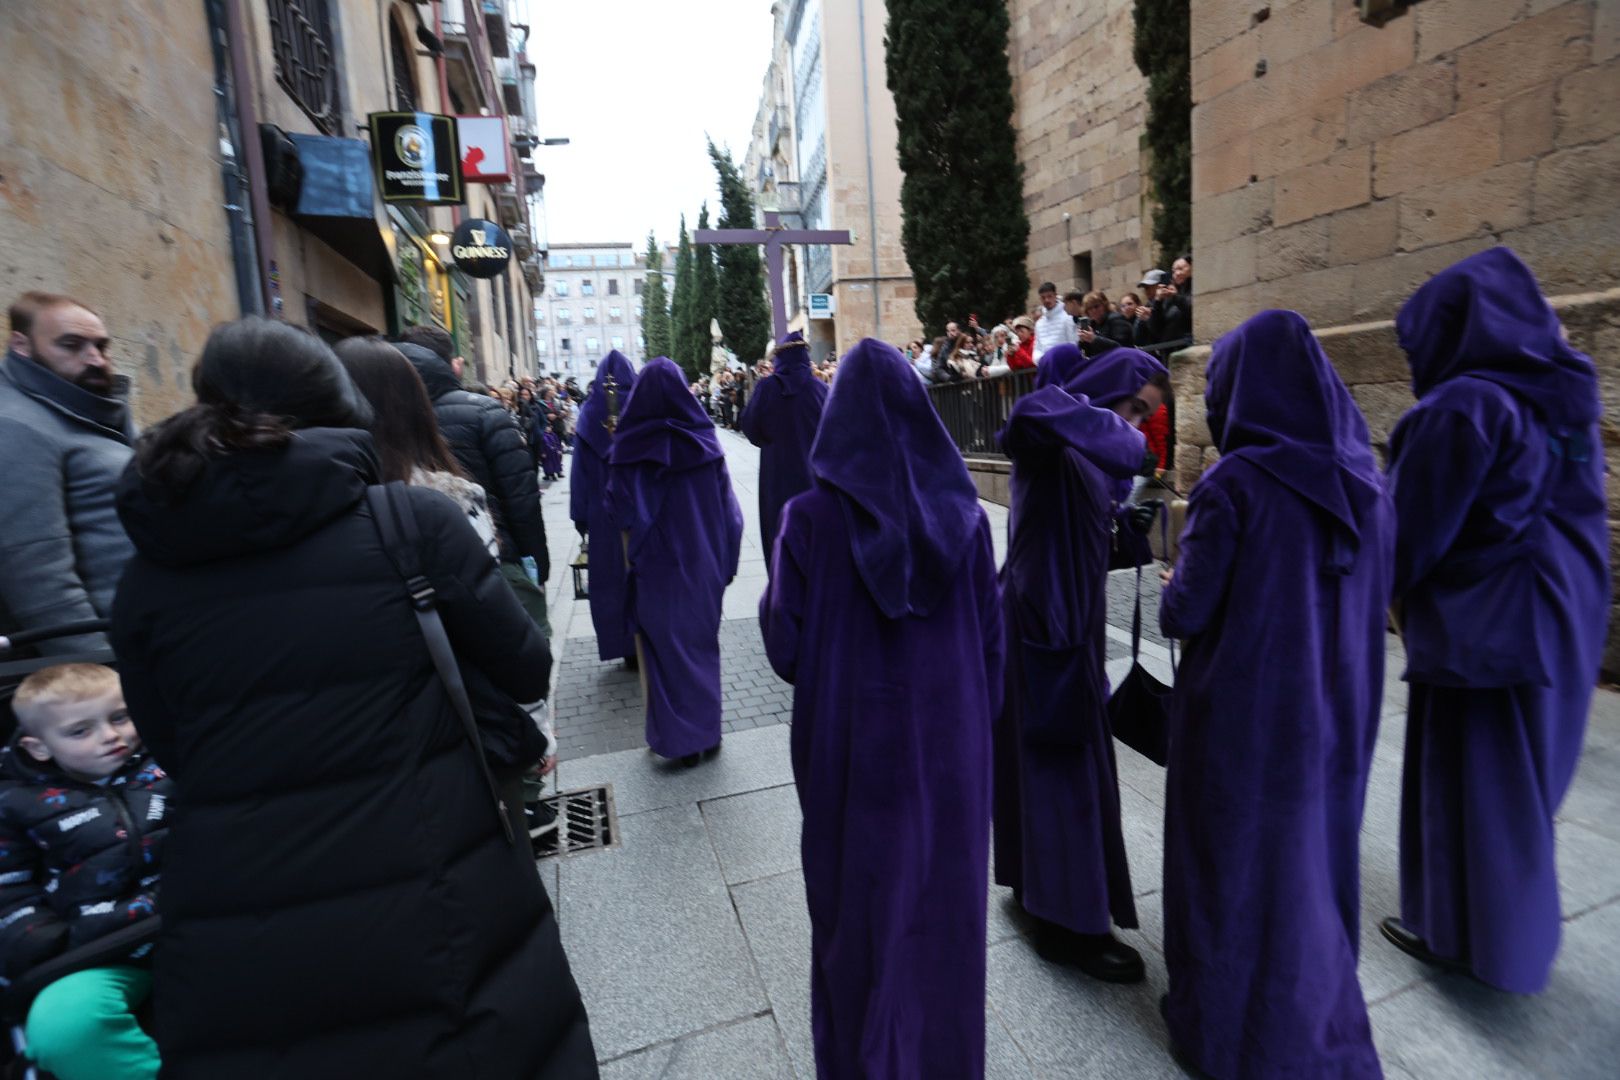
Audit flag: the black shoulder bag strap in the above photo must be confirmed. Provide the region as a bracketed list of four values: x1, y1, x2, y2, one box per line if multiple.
[1130, 506, 1178, 674]
[365, 482, 516, 845]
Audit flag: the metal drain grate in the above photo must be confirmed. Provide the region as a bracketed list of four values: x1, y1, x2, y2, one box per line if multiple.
[532, 784, 618, 859]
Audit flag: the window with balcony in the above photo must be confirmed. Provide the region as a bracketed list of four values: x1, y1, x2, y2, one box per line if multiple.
[557, 308, 570, 324]
[609, 306, 622, 321]
[552, 280, 569, 297]
[388, 18, 418, 111]
[607, 279, 620, 295]
[581, 280, 595, 297]
[583, 306, 596, 322]
[268, 0, 343, 134]
[586, 337, 600, 353]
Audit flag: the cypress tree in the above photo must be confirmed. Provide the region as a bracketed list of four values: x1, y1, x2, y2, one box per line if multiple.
[670, 216, 694, 372]
[640, 232, 672, 361]
[885, 0, 1029, 336]
[708, 140, 772, 365]
[687, 203, 720, 382]
[1133, 0, 1191, 265]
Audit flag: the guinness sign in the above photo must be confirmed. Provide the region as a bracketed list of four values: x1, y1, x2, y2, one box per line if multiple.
[369, 112, 463, 205]
[450, 218, 513, 279]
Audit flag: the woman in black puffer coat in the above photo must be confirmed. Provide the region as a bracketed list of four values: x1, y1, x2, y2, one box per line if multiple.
[110, 319, 597, 1080]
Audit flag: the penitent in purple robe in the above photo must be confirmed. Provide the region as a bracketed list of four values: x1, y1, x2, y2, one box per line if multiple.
[1160, 310, 1391, 1080]
[1389, 248, 1608, 993]
[993, 376, 1148, 937]
[570, 351, 639, 661]
[738, 331, 829, 560]
[609, 357, 743, 759]
[760, 339, 1004, 1080]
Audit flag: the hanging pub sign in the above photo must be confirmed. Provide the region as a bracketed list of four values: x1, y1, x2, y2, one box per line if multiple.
[368, 112, 464, 205]
[457, 115, 512, 183]
[450, 218, 513, 278]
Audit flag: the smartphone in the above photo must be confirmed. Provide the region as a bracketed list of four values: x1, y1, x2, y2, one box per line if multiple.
[1078, 316, 1093, 330]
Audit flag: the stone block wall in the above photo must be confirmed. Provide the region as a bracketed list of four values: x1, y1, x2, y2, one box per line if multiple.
[1009, 0, 1152, 304]
[0, 0, 240, 426]
[1191, 0, 1620, 342]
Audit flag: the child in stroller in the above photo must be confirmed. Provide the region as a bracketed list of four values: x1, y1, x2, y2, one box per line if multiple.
[0, 621, 168, 1080]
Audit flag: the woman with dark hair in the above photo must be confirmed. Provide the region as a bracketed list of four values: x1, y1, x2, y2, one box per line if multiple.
[110, 319, 598, 1078]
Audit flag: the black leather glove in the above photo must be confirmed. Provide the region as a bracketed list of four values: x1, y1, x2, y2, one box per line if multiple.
[1126, 500, 1164, 536]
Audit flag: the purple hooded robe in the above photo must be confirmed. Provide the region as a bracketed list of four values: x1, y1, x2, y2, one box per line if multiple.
[1389, 247, 1608, 993]
[608, 357, 744, 759]
[1160, 310, 1391, 1080]
[570, 351, 638, 661]
[760, 339, 1004, 1080]
[738, 331, 830, 560]
[992, 372, 1149, 937]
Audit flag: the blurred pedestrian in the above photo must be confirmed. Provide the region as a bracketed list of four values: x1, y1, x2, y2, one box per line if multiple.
[738, 331, 828, 561]
[569, 351, 638, 665]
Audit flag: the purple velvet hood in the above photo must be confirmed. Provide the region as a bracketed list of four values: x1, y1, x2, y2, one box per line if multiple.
[810, 338, 983, 620]
[1397, 246, 1599, 427]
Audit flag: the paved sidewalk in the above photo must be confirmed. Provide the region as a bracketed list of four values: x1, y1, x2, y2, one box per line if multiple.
[535, 430, 1620, 1079]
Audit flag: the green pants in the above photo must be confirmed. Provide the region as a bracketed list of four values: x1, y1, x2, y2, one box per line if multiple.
[26, 966, 158, 1080]
[500, 560, 553, 639]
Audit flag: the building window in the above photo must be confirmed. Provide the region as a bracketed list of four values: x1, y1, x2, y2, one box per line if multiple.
[268, 0, 343, 135]
[536, 340, 547, 354]
[581, 280, 595, 297]
[388, 18, 417, 111]
[535, 308, 545, 323]
[586, 337, 600, 352]
[611, 335, 625, 350]
[607, 279, 620, 295]
[609, 306, 622, 321]
[557, 308, 570, 324]
[634, 278, 645, 296]
[552, 280, 568, 297]
[552, 254, 571, 268]
[583, 306, 595, 321]
[634, 303, 643, 318]
[620, 253, 634, 267]
[560, 337, 571, 351]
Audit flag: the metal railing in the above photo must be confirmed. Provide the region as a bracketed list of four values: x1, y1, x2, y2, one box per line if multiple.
[928, 338, 1192, 460]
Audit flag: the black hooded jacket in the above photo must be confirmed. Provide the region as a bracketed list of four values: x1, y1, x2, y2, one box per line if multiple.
[110, 427, 595, 1079]
[395, 342, 549, 579]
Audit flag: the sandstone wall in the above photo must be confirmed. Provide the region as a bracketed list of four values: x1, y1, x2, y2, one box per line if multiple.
[1191, 0, 1620, 341]
[0, 0, 240, 426]
[1009, 0, 1152, 305]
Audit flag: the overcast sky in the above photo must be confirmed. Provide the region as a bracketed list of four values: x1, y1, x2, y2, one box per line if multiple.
[522, 0, 776, 250]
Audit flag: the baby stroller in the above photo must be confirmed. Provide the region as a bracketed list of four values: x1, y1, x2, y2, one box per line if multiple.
[0, 619, 159, 1080]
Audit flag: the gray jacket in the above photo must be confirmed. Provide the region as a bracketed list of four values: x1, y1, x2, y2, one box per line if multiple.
[0, 351, 135, 654]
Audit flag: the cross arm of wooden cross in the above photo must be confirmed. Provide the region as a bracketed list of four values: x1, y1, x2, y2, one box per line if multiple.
[693, 212, 854, 343]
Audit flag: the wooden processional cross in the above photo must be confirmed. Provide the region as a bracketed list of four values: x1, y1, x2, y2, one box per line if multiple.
[694, 211, 854, 342]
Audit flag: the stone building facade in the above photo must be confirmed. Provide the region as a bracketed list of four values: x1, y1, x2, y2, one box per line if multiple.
[536, 243, 664, 377]
[744, 0, 922, 362]
[1, 0, 546, 425]
[1007, 0, 1153, 306]
[1173, 0, 1620, 671]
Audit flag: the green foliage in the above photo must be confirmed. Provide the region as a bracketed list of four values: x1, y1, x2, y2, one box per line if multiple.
[708, 140, 772, 365]
[670, 216, 694, 373]
[885, 0, 1030, 337]
[684, 204, 720, 382]
[1133, 0, 1191, 266]
[640, 232, 672, 362]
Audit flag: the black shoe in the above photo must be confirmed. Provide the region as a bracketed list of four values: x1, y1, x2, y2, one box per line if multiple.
[525, 800, 558, 839]
[623, 655, 640, 672]
[1380, 917, 1469, 975]
[703, 737, 723, 759]
[679, 752, 702, 768]
[1033, 925, 1146, 984]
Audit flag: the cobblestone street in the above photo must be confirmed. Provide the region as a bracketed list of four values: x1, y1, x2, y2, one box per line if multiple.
[535, 432, 1620, 1079]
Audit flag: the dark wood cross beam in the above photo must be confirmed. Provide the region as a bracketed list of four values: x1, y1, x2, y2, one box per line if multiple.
[694, 211, 853, 344]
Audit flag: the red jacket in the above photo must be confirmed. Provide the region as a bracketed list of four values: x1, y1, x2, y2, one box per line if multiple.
[1142, 403, 1170, 469]
[1007, 336, 1035, 371]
